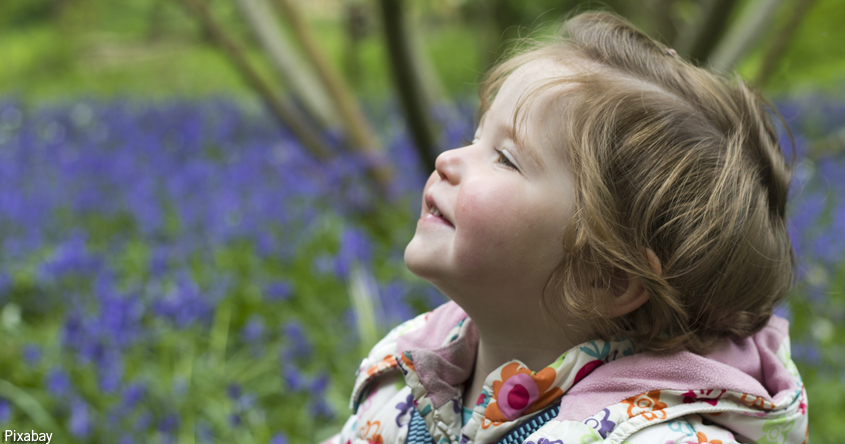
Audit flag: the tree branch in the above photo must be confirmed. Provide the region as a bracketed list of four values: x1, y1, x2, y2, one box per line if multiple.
[271, 0, 394, 191]
[233, 0, 340, 129]
[179, 0, 332, 159]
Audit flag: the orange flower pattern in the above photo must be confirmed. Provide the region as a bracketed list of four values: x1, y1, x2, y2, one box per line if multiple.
[365, 355, 399, 378]
[359, 420, 383, 444]
[482, 362, 564, 425]
[622, 390, 668, 421]
[694, 431, 723, 444]
[740, 393, 776, 410]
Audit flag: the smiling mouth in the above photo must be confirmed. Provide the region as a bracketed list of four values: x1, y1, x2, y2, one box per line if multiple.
[424, 197, 453, 227]
[428, 204, 443, 217]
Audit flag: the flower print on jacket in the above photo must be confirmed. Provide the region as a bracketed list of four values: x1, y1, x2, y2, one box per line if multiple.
[681, 389, 725, 406]
[687, 431, 723, 444]
[622, 390, 668, 421]
[583, 408, 615, 439]
[483, 362, 564, 424]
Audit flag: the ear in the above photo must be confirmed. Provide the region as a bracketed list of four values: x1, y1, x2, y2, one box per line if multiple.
[596, 249, 662, 318]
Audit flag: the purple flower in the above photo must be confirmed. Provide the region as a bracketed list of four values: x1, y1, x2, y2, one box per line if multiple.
[264, 281, 293, 301]
[122, 382, 146, 409]
[197, 421, 214, 441]
[0, 398, 10, 423]
[134, 412, 152, 432]
[309, 397, 335, 419]
[283, 364, 307, 391]
[0, 272, 10, 299]
[281, 320, 312, 360]
[241, 316, 265, 343]
[227, 383, 241, 400]
[310, 372, 329, 394]
[270, 433, 289, 444]
[22, 344, 41, 366]
[228, 412, 242, 427]
[334, 227, 373, 278]
[158, 413, 179, 433]
[46, 368, 72, 398]
[152, 271, 214, 328]
[68, 397, 91, 438]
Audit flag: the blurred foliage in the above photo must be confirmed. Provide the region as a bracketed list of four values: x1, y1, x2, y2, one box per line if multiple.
[2, 0, 844, 102]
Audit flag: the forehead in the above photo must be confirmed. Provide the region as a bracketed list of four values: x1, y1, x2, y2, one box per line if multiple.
[484, 59, 579, 170]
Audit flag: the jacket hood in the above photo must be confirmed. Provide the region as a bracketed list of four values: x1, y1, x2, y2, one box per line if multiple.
[559, 315, 800, 421]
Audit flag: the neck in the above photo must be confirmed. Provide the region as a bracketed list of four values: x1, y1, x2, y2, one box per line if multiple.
[460, 299, 587, 408]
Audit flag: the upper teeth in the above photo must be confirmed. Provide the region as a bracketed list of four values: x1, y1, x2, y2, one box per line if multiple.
[429, 205, 441, 217]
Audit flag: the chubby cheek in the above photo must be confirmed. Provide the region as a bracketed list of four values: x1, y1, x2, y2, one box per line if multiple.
[453, 187, 541, 277]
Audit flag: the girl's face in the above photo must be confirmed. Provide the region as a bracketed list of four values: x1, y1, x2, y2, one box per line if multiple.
[404, 59, 578, 309]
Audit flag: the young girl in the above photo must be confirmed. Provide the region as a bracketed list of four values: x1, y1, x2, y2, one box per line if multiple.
[328, 11, 807, 444]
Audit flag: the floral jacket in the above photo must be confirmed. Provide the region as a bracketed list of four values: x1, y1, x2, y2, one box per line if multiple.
[325, 302, 808, 444]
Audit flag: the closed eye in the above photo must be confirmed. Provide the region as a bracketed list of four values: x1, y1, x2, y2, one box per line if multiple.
[495, 148, 519, 171]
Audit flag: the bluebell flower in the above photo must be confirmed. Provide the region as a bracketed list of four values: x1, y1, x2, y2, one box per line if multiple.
[134, 412, 152, 432]
[309, 397, 335, 419]
[0, 272, 10, 299]
[310, 371, 329, 394]
[380, 282, 414, 326]
[196, 420, 214, 442]
[22, 344, 40, 366]
[158, 413, 179, 434]
[229, 412, 242, 427]
[335, 227, 373, 278]
[68, 397, 91, 438]
[237, 393, 257, 410]
[227, 383, 241, 400]
[122, 381, 146, 409]
[270, 433, 289, 444]
[152, 271, 213, 328]
[46, 367, 72, 398]
[264, 281, 293, 301]
[281, 321, 312, 360]
[792, 340, 822, 366]
[241, 315, 265, 344]
[283, 364, 307, 392]
[0, 398, 10, 423]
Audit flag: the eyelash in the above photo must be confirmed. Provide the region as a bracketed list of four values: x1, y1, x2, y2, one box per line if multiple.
[494, 148, 518, 171]
[467, 135, 519, 171]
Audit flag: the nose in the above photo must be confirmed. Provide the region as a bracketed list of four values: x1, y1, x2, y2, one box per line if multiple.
[434, 147, 463, 185]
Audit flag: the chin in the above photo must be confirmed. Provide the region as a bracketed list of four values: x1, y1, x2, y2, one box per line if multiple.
[403, 241, 429, 279]
[404, 239, 446, 284]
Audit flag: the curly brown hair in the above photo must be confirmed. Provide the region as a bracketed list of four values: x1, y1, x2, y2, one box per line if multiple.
[478, 11, 795, 355]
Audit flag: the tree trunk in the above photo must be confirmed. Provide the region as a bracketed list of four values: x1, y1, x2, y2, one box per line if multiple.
[379, 0, 439, 174]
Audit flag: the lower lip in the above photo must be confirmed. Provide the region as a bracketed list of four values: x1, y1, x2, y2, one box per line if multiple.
[421, 213, 454, 228]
